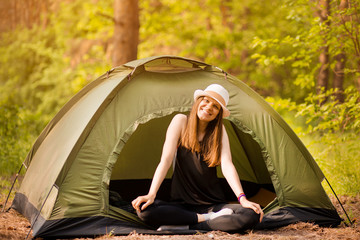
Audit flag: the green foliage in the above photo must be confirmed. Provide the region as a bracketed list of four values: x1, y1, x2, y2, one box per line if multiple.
[296, 87, 360, 134]
[295, 87, 360, 196]
[265, 96, 305, 135]
[0, 0, 112, 177]
[257, 0, 360, 196]
[308, 132, 360, 196]
[139, 0, 294, 95]
[251, 0, 360, 100]
[0, 102, 34, 175]
[266, 89, 360, 196]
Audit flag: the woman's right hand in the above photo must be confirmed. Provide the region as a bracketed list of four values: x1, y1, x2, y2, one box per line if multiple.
[131, 194, 155, 211]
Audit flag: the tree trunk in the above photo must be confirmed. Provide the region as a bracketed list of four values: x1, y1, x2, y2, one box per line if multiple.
[112, 0, 139, 67]
[318, 48, 330, 93]
[333, 53, 345, 101]
[336, 0, 360, 94]
[333, 0, 348, 102]
[317, 0, 330, 96]
[0, 0, 49, 33]
[220, 0, 234, 30]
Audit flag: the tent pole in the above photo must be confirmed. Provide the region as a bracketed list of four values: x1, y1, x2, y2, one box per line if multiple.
[214, 66, 228, 80]
[25, 184, 57, 240]
[324, 177, 353, 226]
[2, 164, 24, 213]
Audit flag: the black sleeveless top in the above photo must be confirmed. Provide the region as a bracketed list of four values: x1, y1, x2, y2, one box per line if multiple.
[170, 145, 226, 205]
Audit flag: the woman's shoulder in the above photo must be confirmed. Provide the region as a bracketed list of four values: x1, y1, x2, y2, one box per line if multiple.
[169, 114, 187, 130]
[173, 113, 187, 122]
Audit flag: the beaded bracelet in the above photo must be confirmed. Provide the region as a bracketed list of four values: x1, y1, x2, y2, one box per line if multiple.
[237, 193, 246, 204]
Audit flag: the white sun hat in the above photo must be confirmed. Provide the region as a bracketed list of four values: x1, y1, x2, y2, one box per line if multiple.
[193, 84, 230, 117]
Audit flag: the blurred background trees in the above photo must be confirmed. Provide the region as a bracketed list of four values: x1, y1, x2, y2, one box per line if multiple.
[0, 0, 359, 195]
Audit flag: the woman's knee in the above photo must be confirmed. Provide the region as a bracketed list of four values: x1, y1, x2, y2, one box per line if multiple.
[136, 207, 162, 228]
[238, 207, 260, 228]
[137, 209, 149, 222]
[136, 200, 162, 223]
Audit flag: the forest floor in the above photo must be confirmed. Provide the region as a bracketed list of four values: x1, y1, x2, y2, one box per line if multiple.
[1, 195, 359, 240]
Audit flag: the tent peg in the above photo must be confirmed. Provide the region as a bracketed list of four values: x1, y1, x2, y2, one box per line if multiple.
[325, 177, 354, 227]
[2, 164, 24, 213]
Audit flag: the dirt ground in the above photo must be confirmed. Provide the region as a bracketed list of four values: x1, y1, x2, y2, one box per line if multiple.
[1, 195, 359, 240]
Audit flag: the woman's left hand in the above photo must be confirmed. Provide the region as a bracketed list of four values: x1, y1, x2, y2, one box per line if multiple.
[240, 198, 264, 222]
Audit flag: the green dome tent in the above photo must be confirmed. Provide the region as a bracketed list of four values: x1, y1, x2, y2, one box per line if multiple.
[11, 56, 341, 238]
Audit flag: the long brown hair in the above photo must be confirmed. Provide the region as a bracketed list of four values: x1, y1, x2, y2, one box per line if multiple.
[180, 97, 224, 167]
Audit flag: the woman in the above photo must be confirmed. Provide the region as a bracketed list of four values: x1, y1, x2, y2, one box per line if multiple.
[132, 84, 263, 232]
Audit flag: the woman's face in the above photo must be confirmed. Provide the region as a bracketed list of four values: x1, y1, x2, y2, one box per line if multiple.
[197, 96, 221, 122]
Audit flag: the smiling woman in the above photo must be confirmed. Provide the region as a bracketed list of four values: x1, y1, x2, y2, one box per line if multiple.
[131, 84, 263, 232]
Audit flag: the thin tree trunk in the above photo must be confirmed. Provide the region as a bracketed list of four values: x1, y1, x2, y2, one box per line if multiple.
[355, 2, 360, 93]
[220, 0, 234, 30]
[334, 53, 345, 101]
[318, 48, 330, 94]
[333, 0, 348, 102]
[338, 0, 360, 94]
[317, 0, 331, 96]
[112, 0, 139, 67]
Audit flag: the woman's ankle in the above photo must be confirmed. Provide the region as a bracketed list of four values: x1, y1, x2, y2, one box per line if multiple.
[198, 208, 234, 223]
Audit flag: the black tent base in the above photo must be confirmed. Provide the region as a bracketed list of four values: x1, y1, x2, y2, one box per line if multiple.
[13, 188, 341, 238]
[32, 207, 342, 239]
[32, 216, 207, 239]
[12, 192, 206, 238]
[255, 206, 342, 230]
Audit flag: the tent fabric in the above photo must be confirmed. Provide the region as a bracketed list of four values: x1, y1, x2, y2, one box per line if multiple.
[12, 55, 341, 238]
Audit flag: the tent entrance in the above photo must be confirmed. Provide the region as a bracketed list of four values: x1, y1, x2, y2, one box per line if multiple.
[109, 115, 276, 210]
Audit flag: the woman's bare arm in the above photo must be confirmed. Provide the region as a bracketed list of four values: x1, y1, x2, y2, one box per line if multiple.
[131, 114, 186, 211]
[220, 125, 263, 221]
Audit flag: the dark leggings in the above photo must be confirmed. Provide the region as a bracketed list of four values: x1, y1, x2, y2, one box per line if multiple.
[137, 200, 260, 232]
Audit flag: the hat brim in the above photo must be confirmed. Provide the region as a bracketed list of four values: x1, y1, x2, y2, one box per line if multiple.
[194, 90, 230, 118]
